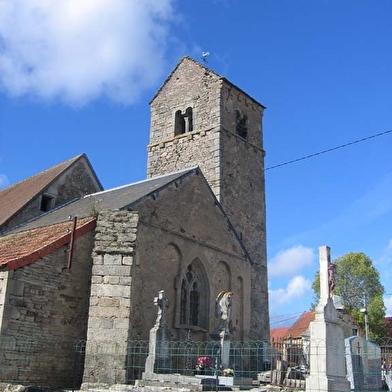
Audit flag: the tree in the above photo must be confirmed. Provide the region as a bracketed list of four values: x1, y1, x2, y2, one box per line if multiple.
[311, 252, 386, 341]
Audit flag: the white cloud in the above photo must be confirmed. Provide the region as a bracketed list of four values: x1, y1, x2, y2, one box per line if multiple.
[269, 275, 312, 307]
[0, 174, 10, 189]
[0, 0, 175, 106]
[269, 245, 315, 277]
[385, 296, 392, 317]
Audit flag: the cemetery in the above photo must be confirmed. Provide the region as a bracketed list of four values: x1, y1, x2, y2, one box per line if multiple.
[2, 246, 390, 392]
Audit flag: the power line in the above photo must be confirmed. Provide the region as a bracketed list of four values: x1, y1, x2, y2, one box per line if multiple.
[265, 129, 392, 171]
[269, 312, 304, 326]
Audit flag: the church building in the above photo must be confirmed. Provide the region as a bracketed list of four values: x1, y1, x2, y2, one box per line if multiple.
[0, 57, 269, 388]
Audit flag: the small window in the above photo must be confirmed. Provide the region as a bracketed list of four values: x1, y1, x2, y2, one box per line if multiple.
[184, 107, 193, 133]
[175, 110, 185, 135]
[40, 194, 55, 212]
[175, 107, 193, 136]
[352, 328, 358, 336]
[236, 109, 249, 139]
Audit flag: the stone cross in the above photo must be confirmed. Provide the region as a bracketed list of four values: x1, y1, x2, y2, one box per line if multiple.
[144, 290, 171, 375]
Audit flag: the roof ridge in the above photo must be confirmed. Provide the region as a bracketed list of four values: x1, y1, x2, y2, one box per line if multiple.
[86, 166, 199, 198]
[0, 153, 85, 192]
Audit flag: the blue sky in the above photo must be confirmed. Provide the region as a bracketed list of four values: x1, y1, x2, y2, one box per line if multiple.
[1, 0, 392, 328]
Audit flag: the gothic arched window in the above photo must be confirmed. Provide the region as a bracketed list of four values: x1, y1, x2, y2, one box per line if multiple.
[177, 261, 208, 330]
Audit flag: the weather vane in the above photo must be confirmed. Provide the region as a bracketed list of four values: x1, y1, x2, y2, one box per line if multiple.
[201, 51, 210, 63]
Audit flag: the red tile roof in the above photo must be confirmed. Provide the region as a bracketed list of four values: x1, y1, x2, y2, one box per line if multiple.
[0, 217, 96, 270]
[0, 154, 84, 227]
[270, 327, 290, 342]
[285, 311, 316, 338]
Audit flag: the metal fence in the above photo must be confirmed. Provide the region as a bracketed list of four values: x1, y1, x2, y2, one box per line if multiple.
[0, 335, 82, 389]
[79, 339, 271, 385]
[1, 335, 392, 390]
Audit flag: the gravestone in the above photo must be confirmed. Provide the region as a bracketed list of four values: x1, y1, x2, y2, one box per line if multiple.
[144, 290, 171, 375]
[345, 335, 382, 391]
[306, 246, 350, 392]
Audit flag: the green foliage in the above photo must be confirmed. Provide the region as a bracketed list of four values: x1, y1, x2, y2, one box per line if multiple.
[311, 252, 386, 340]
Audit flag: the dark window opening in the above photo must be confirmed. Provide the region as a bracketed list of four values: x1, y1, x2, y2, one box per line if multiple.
[190, 282, 199, 326]
[40, 194, 55, 212]
[175, 107, 193, 136]
[236, 109, 249, 139]
[184, 107, 193, 133]
[180, 280, 187, 325]
[175, 110, 185, 135]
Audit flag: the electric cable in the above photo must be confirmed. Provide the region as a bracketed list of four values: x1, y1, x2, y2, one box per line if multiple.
[266, 129, 392, 171]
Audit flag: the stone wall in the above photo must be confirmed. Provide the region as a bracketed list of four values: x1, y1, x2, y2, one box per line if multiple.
[129, 173, 252, 342]
[219, 128, 268, 340]
[83, 210, 139, 385]
[337, 309, 365, 339]
[0, 231, 94, 388]
[147, 58, 222, 198]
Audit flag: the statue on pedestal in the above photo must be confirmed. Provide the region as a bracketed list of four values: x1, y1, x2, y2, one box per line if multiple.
[215, 291, 234, 334]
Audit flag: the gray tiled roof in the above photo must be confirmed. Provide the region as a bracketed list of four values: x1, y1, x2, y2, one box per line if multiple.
[11, 167, 198, 233]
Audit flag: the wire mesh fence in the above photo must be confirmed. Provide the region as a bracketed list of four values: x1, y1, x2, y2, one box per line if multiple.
[0, 335, 83, 389]
[1, 335, 392, 390]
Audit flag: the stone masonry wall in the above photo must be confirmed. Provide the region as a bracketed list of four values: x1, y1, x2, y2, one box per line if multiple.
[147, 57, 269, 341]
[83, 210, 139, 386]
[0, 231, 95, 388]
[219, 126, 268, 341]
[129, 173, 252, 342]
[147, 58, 222, 198]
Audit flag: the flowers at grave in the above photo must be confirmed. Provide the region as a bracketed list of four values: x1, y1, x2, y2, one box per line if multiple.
[222, 368, 234, 377]
[195, 356, 213, 370]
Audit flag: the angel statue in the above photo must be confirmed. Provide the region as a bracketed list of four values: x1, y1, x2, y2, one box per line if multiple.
[215, 291, 234, 334]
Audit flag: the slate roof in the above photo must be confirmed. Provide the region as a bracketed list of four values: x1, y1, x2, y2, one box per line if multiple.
[1, 165, 251, 271]
[0, 154, 102, 228]
[0, 167, 203, 270]
[10, 167, 200, 233]
[0, 217, 96, 270]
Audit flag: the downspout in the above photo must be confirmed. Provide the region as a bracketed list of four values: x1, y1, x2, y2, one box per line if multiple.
[67, 216, 77, 270]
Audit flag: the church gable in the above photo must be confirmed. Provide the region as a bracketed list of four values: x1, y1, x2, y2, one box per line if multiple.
[131, 169, 247, 258]
[128, 169, 252, 341]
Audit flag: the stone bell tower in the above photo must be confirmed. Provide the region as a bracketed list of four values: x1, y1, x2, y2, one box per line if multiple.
[147, 56, 269, 341]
